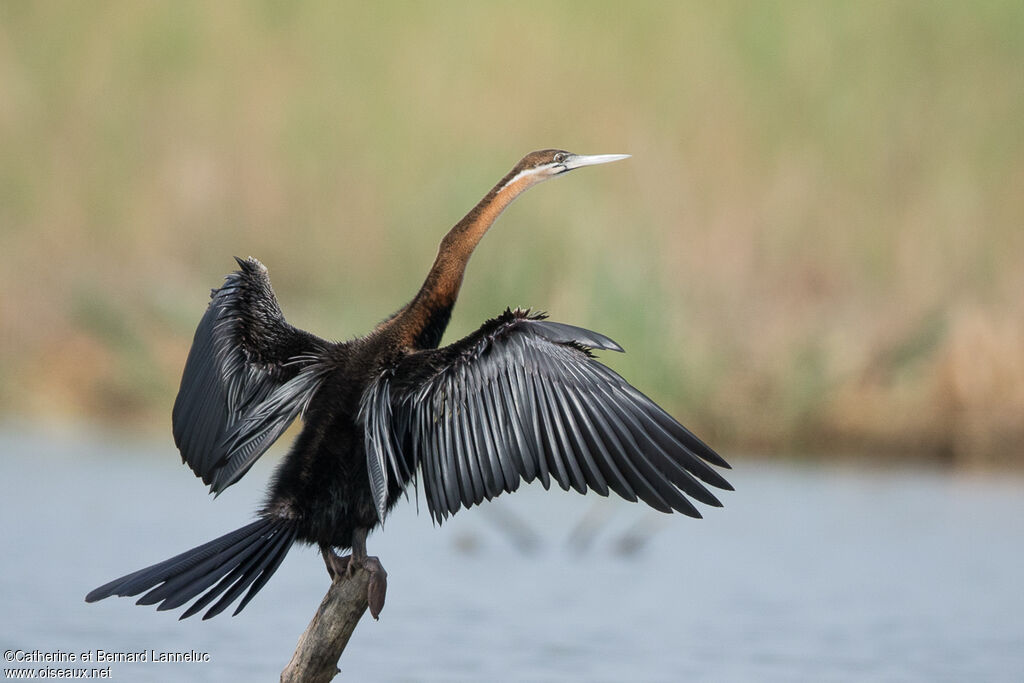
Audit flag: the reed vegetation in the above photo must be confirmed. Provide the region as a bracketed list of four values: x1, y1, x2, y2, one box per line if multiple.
[2, 2, 1021, 465]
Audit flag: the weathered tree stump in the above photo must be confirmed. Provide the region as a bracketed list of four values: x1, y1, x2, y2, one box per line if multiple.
[280, 567, 373, 682]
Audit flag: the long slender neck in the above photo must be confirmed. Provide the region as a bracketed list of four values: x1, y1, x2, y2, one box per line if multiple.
[390, 167, 539, 349]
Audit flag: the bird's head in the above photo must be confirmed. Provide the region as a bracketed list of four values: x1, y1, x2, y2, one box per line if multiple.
[498, 149, 630, 193]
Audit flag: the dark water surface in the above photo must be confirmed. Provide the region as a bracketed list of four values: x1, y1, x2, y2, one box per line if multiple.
[1, 428, 1022, 682]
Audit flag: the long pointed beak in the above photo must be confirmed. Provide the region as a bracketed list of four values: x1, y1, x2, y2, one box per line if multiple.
[562, 153, 631, 171]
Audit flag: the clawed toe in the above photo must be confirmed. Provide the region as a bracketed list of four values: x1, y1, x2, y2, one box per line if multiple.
[321, 546, 352, 582]
[320, 545, 388, 619]
[362, 556, 388, 620]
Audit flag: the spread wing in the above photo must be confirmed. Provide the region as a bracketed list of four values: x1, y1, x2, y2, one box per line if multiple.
[361, 308, 732, 523]
[172, 257, 332, 494]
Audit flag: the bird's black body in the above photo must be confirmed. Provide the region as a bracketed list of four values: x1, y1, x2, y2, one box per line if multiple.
[86, 150, 732, 620]
[261, 330, 411, 550]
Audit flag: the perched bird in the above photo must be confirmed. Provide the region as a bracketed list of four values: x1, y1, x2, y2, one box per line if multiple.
[86, 150, 732, 620]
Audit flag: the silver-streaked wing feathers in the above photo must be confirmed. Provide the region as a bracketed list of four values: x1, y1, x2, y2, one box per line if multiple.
[172, 257, 331, 494]
[361, 309, 731, 523]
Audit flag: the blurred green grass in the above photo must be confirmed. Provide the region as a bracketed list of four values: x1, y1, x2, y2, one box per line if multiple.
[1, 2, 1022, 464]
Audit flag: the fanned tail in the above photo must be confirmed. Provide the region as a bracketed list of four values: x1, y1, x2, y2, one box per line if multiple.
[85, 518, 297, 620]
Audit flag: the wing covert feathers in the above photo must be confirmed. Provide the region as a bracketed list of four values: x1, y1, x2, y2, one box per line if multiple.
[172, 257, 330, 494]
[361, 308, 731, 523]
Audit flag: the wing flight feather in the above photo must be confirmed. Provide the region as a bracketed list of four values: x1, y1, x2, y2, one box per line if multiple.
[173, 257, 332, 494]
[360, 309, 731, 523]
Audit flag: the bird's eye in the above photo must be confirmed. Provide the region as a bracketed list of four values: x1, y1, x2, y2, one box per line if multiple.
[553, 153, 567, 164]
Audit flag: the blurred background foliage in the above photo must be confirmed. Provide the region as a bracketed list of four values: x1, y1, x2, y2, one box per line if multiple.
[1, 1, 1021, 465]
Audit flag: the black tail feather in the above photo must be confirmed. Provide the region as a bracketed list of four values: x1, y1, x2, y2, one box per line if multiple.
[86, 520, 270, 601]
[208, 524, 294, 619]
[85, 518, 297, 619]
[232, 526, 293, 616]
[182, 522, 293, 620]
[138, 521, 270, 608]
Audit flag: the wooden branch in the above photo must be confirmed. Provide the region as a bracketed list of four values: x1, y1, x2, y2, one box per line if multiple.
[280, 568, 372, 683]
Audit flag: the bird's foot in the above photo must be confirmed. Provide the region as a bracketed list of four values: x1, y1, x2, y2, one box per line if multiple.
[322, 548, 351, 582]
[320, 546, 387, 619]
[357, 555, 388, 620]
